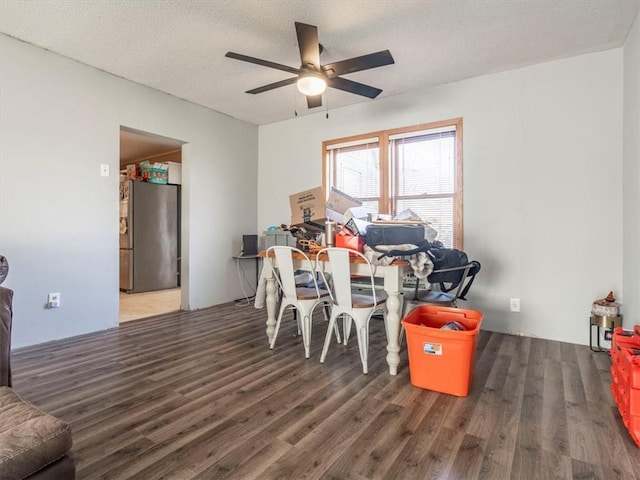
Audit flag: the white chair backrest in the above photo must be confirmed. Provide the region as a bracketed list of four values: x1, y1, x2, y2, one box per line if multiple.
[266, 246, 320, 299]
[317, 247, 378, 307]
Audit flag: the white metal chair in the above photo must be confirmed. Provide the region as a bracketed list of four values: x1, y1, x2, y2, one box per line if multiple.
[317, 247, 387, 374]
[266, 246, 334, 358]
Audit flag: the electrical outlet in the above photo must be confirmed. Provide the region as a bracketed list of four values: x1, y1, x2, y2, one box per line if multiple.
[510, 297, 520, 312]
[100, 164, 109, 177]
[48, 292, 60, 308]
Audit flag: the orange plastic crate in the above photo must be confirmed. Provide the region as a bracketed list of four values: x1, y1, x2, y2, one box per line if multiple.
[617, 345, 640, 389]
[613, 326, 640, 349]
[628, 415, 640, 447]
[610, 365, 620, 387]
[612, 344, 622, 364]
[628, 388, 640, 417]
[611, 382, 621, 405]
[615, 373, 640, 417]
[617, 401, 640, 448]
[401, 305, 483, 397]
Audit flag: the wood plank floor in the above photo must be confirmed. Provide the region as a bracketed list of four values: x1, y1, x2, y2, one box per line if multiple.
[10, 303, 640, 480]
[119, 288, 181, 323]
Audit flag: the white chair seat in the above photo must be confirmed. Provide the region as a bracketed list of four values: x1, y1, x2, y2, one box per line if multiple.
[296, 286, 329, 300]
[347, 292, 388, 309]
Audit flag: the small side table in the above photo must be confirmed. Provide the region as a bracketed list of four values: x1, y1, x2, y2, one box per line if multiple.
[590, 314, 622, 353]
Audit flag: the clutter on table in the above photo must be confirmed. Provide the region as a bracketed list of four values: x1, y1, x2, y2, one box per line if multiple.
[285, 186, 438, 254]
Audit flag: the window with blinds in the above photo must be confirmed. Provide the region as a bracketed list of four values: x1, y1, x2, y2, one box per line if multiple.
[323, 119, 462, 249]
[325, 138, 381, 214]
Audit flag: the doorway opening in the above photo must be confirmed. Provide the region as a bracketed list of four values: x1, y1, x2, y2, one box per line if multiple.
[119, 126, 185, 323]
[119, 288, 182, 323]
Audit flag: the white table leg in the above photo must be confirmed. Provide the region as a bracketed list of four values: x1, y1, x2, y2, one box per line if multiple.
[385, 291, 401, 375]
[383, 266, 404, 376]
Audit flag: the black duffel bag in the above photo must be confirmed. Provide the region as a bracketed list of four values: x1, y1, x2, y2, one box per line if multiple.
[365, 224, 425, 248]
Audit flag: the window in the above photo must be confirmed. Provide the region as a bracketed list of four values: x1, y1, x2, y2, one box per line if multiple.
[323, 118, 462, 249]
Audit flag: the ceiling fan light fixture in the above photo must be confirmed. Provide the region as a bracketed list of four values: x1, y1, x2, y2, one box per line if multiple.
[226, 22, 394, 109]
[297, 72, 326, 96]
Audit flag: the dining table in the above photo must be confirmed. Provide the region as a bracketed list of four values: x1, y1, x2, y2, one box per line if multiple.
[258, 250, 411, 375]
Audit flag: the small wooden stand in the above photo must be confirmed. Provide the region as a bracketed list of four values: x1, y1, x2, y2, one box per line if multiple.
[589, 314, 622, 353]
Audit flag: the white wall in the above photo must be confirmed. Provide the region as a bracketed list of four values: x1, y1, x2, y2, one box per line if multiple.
[258, 49, 624, 346]
[623, 13, 640, 326]
[0, 34, 258, 348]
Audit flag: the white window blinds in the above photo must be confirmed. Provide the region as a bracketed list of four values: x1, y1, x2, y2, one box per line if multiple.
[390, 128, 457, 246]
[326, 138, 380, 215]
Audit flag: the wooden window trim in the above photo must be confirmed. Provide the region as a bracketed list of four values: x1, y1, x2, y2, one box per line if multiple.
[322, 118, 463, 249]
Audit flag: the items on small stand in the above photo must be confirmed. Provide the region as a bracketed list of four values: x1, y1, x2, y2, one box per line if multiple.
[590, 291, 622, 354]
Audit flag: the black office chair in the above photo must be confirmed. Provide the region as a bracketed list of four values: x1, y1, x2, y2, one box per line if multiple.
[401, 262, 479, 317]
[399, 262, 479, 344]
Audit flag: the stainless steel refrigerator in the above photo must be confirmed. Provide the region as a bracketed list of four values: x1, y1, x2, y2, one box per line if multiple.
[119, 180, 179, 293]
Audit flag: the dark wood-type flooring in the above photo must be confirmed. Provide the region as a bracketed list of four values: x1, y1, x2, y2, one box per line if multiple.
[10, 302, 640, 479]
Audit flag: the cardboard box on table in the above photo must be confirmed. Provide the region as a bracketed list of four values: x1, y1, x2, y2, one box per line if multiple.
[289, 186, 362, 231]
[289, 187, 325, 231]
[326, 187, 363, 223]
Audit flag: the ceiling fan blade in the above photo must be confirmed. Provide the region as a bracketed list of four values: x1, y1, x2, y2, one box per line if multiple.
[295, 22, 320, 69]
[322, 50, 395, 77]
[226, 52, 300, 75]
[246, 77, 298, 94]
[306, 95, 322, 109]
[327, 77, 382, 99]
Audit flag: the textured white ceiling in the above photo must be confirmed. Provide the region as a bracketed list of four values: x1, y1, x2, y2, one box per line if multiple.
[1, 0, 638, 125]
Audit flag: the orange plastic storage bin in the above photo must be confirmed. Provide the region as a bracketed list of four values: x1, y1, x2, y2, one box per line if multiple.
[401, 305, 483, 397]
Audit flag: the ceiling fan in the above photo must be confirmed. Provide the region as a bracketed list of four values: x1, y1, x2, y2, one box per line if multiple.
[225, 22, 394, 109]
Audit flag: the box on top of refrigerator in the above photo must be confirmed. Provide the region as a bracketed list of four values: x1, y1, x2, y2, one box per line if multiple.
[166, 162, 182, 185]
